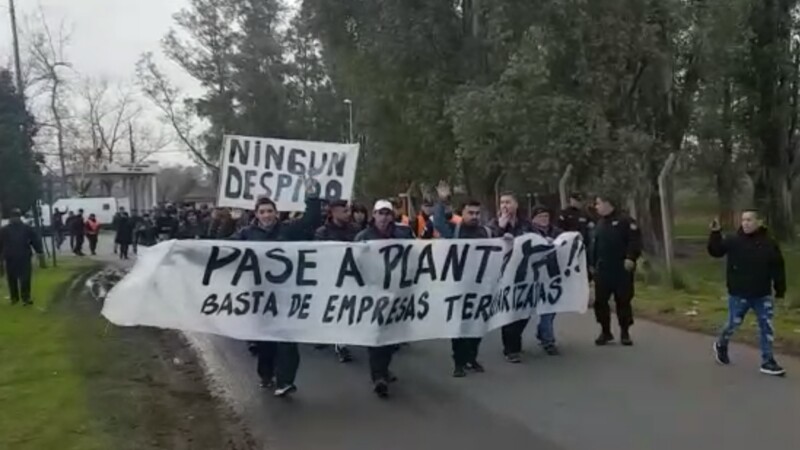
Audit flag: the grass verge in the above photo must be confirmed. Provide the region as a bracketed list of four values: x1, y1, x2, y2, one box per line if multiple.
[635, 241, 800, 355]
[0, 260, 254, 450]
[0, 260, 106, 450]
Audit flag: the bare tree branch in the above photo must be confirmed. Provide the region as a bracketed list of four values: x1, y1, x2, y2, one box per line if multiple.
[135, 52, 217, 170]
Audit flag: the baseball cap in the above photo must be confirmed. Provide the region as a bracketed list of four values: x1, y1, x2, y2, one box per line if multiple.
[373, 200, 394, 212]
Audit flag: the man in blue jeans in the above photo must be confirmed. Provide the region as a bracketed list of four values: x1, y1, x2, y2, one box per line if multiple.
[708, 210, 787, 376]
[529, 205, 563, 356]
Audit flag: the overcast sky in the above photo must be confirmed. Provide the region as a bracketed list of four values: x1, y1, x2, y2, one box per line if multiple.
[1, 0, 202, 165]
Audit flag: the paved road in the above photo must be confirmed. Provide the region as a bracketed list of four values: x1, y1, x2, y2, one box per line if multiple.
[83, 235, 800, 450]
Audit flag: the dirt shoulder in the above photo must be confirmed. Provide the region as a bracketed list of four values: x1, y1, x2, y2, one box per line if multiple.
[56, 268, 256, 450]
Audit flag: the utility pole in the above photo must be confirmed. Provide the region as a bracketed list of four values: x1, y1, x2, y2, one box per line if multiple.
[129, 121, 136, 163]
[343, 99, 354, 144]
[9, 0, 24, 96]
[9, 0, 46, 258]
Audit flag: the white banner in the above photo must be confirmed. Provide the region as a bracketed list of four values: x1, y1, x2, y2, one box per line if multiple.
[217, 135, 360, 211]
[102, 233, 589, 346]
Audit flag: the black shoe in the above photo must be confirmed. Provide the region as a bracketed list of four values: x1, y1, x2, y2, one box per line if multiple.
[259, 378, 275, 389]
[22, 301, 33, 307]
[373, 380, 389, 398]
[504, 353, 522, 364]
[274, 384, 297, 397]
[713, 342, 730, 365]
[387, 372, 398, 383]
[620, 331, 633, 346]
[465, 361, 485, 373]
[760, 360, 786, 377]
[595, 331, 614, 346]
[336, 346, 353, 363]
[453, 366, 467, 378]
[247, 343, 258, 357]
[543, 344, 560, 356]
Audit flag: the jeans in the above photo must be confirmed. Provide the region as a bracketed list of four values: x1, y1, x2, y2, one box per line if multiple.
[536, 313, 556, 347]
[717, 295, 775, 363]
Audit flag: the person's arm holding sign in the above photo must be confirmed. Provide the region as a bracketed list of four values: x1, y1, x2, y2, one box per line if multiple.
[432, 181, 455, 239]
[283, 175, 322, 241]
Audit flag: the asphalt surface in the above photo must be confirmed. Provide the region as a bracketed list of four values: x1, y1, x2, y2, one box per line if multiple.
[82, 234, 800, 450]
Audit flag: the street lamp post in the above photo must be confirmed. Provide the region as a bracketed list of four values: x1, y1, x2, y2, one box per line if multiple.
[343, 99, 354, 144]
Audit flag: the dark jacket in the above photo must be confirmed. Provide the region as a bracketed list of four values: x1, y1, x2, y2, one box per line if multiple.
[0, 220, 44, 262]
[531, 223, 563, 240]
[233, 198, 322, 242]
[208, 216, 237, 239]
[489, 215, 533, 237]
[558, 206, 592, 234]
[115, 216, 135, 244]
[136, 220, 159, 247]
[433, 201, 492, 239]
[708, 227, 786, 299]
[177, 221, 206, 240]
[315, 219, 360, 242]
[157, 215, 179, 239]
[355, 223, 415, 241]
[591, 210, 642, 280]
[69, 214, 85, 236]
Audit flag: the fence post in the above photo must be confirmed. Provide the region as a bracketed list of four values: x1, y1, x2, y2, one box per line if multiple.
[494, 171, 506, 212]
[558, 164, 573, 209]
[659, 153, 677, 278]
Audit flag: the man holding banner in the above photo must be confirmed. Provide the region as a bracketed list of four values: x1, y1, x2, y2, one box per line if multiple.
[490, 192, 534, 364]
[315, 199, 361, 363]
[355, 200, 415, 398]
[233, 177, 322, 397]
[433, 181, 493, 378]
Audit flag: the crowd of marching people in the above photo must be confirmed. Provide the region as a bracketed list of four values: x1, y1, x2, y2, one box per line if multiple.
[204, 177, 647, 399]
[27, 174, 786, 400]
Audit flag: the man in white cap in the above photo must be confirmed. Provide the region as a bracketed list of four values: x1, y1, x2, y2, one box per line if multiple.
[355, 199, 414, 398]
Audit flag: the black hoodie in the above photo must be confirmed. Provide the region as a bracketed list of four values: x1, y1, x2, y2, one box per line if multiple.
[708, 227, 786, 299]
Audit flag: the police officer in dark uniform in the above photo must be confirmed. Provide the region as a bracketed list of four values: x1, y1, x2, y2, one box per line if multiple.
[355, 200, 415, 398]
[0, 209, 45, 306]
[591, 195, 642, 346]
[559, 193, 593, 244]
[314, 199, 360, 363]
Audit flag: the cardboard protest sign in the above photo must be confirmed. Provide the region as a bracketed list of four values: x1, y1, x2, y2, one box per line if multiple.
[102, 233, 590, 346]
[217, 135, 360, 211]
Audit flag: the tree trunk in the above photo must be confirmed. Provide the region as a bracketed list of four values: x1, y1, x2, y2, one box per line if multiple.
[716, 168, 736, 229]
[633, 178, 660, 256]
[765, 168, 794, 239]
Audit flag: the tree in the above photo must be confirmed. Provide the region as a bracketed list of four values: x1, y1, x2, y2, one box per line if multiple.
[738, 0, 799, 240]
[26, 12, 71, 196]
[0, 70, 40, 215]
[136, 53, 216, 170]
[156, 166, 204, 202]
